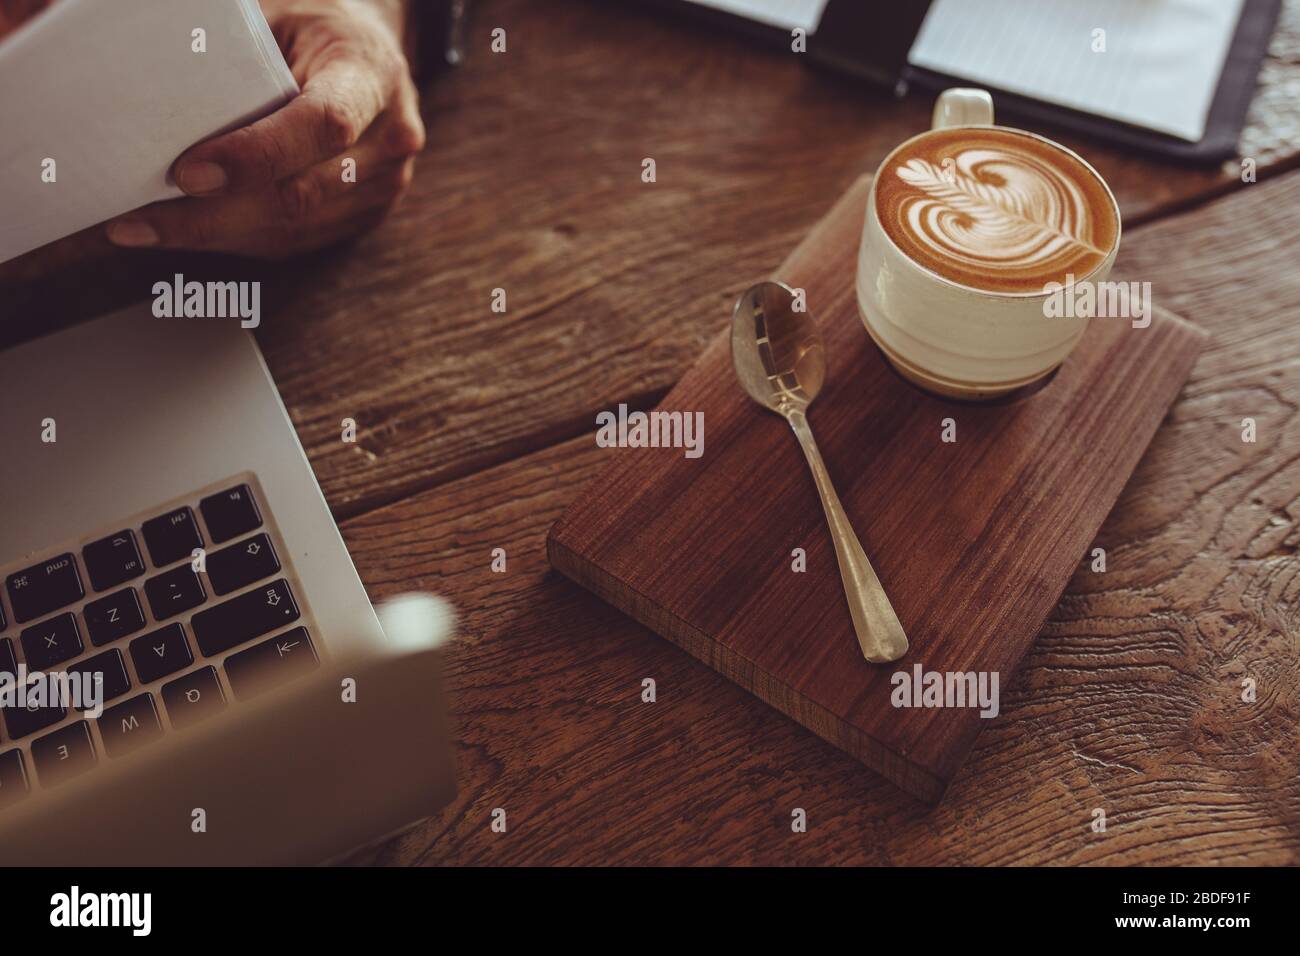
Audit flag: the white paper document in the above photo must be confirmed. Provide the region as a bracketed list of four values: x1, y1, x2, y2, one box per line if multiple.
[0, 0, 298, 264]
[909, 0, 1246, 142]
[684, 0, 830, 33]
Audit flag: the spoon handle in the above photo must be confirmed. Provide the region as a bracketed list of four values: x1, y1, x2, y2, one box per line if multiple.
[786, 409, 909, 663]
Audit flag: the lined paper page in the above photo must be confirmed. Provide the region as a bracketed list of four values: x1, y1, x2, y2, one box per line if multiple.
[909, 0, 1245, 142]
[684, 0, 829, 32]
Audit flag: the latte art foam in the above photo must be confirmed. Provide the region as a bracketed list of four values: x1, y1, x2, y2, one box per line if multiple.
[875, 127, 1118, 294]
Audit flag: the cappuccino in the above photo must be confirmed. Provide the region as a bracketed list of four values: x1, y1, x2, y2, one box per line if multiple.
[874, 126, 1118, 295]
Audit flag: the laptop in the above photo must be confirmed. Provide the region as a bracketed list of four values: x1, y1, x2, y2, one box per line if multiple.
[0, 304, 456, 865]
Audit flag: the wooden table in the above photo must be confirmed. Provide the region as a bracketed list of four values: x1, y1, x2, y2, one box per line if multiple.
[6, 0, 1299, 865]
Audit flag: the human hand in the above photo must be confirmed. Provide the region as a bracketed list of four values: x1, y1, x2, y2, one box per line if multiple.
[0, 0, 50, 40]
[105, 0, 423, 258]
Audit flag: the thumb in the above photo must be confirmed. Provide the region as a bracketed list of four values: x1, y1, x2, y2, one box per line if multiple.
[172, 55, 389, 196]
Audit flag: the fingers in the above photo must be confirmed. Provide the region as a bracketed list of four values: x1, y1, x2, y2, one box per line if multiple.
[173, 55, 392, 197]
[269, 151, 414, 232]
[107, 144, 414, 255]
[387, 73, 427, 157]
[106, 166, 406, 256]
[105, 2, 424, 258]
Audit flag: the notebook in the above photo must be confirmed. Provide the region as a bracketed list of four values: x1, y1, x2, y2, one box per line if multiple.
[673, 0, 1275, 160]
[909, 0, 1245, 143]
[0, 0, 299, 265]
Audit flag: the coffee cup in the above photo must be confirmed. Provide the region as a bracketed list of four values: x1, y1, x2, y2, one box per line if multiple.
[856, 89, 1122, 400]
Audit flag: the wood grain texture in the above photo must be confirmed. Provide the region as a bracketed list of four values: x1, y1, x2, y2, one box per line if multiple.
[339, 169, 1299, 866]
[1, 0, 1296, 866]
[545, 174, 1207, 803]
[5, 0, 1299, 522]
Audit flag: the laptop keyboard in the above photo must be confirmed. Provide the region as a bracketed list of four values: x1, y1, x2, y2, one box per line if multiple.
[0, 477, 320, 808]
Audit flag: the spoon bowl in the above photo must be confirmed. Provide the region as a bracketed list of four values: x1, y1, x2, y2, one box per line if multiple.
[731, 281, 825, 413]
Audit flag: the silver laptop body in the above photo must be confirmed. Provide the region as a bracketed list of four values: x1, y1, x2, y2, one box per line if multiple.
[0, 305, 455, 864]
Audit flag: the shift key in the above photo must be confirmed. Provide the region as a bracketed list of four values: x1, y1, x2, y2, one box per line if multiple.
[190, 579, 300, 657]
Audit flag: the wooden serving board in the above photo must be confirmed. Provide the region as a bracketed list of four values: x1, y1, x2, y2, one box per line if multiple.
[547, 173, 1207, 803]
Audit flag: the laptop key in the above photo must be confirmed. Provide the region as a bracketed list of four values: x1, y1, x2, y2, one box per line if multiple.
[81, 530, 145, 592]
[162, 666, 227, 729]
[0, 749, 29, 808]
[206, 533, 281, 595]
[129, 624, 193, 684]
[224, 627, 318, 701]
[66, 649, 131, 708]
[5, 553, 83, 624]
[20, 612, 83, 670]
[1, 683, 66, 740]
[200, 484, 263, 544]
[31, 721, 96, 787]
[191, 578, 299, 657]
[144, 565, 206, 620]
[97, 694, 163, 758]
[0, 638, 15, 680]
[84, 588, 146, 646]
[141, 506, 203, 567]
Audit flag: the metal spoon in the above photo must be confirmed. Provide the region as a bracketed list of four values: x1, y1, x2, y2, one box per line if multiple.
[731, 281, 908, 663]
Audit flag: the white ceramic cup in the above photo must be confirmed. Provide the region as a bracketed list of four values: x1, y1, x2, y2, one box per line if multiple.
[856, 89, 1122, 400]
